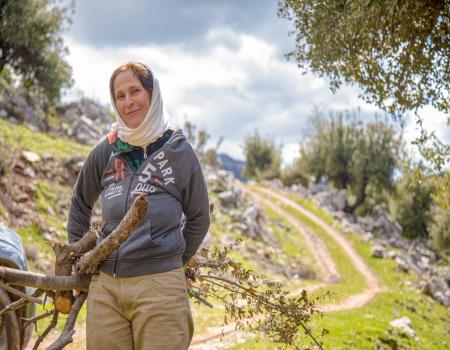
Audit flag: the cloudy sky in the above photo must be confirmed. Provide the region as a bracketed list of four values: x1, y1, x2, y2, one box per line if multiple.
[63, 0, 449, 164]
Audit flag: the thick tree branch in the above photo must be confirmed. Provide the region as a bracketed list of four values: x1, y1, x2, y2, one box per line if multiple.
[75, 194, 148, 273]
[0, 267, 90, 292]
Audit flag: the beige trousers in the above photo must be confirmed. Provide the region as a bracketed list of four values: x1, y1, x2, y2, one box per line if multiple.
[86, 267, 194, 350]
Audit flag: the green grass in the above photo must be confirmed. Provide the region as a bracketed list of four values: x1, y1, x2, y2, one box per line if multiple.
[0, 118, 90, 158]
[16, 224, 53, 271]
[36, 303, 87, 334]
[34, 179, 71, 239]
[263, 203, 314, 267]
[191, 301, 228, 335]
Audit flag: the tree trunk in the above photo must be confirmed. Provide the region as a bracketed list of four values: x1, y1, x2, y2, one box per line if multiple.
[344, 177, 368, 214]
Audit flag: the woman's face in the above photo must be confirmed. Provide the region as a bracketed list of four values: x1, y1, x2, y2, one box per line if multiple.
[113, 70, 152, 129]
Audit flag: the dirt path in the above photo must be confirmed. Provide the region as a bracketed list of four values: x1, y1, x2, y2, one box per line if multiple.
[190, 184, 385, 349]
[253, 186, 385, 310]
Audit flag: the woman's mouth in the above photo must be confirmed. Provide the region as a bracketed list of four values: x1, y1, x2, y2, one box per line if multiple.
[126, 109, 140, 116]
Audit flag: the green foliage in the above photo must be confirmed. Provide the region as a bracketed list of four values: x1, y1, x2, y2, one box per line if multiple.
[243, 130, 281, 180]
[278, 0, 449, 116]
[428, 198, 450, 252]
[354, 183, 389, 217]
[183, 120, 223, 168]
[390, 166, 435, 239]
[280, 162, 309, 187]
[0, 0, 73, 102]
[300, 111, 402, 213]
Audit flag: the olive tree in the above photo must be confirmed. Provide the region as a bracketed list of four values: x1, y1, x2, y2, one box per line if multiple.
[300, 112, 402, 214]
[278, 0, 449, 116]
[0, 0, 73, 102]
[243, 130, 282, 180]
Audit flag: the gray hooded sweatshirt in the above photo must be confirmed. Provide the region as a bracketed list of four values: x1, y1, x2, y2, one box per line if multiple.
[67, 129, 210, 277]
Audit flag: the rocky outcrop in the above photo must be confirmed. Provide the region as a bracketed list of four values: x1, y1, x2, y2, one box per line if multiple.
[0, 78, 112, 145]
[0, 87, 46, 131]
[56, 98, 111, 144]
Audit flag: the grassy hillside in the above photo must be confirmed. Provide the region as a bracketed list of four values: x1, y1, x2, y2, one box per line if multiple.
[0, 119, 91, 272]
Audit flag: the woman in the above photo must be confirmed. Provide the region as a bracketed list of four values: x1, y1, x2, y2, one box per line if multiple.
[67, 62, 210, 350]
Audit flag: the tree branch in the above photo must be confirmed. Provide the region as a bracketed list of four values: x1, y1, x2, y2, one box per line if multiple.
[75, 194, 148, 274]
[46, 292, 88, 350]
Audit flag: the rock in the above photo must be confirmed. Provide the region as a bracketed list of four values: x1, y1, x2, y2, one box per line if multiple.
[371, 244, 385, 258]
[410, 240, 437, 264]
[24, 244, 40, 261]
[0, 88, 46, 131]
[297, 268, 316, 280]
[42, 232, 54, 242]
[420, 276, 450, 307]
[74, 115, 104, 144]
[56, 98, 111, 144]
[290, 184, 308, 197]
[369, 204, 403, 237]
[308, 176, 328, 195]
[386, 250, 397, 259]
[439, 266, 450, 286]
[240, 204, 272, 242]
[332, 189, 347, 211]
[218, 189, 241, 208]
[23, 166, 36, 178]
[21, 151, 41, 163]
[389, 316, 415, 337]
[396, 257, 410, 273]
[205, 170, 233, 193]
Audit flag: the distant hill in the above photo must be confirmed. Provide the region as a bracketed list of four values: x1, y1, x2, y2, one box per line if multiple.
[218, 153, 246, 182]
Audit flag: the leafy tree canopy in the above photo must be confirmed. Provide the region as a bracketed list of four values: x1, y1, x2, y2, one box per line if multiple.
[300, 111, 402, 214]
[0, 0, 73, 102]
[243, 130, 282, 180]
[278, 0, 449, 116]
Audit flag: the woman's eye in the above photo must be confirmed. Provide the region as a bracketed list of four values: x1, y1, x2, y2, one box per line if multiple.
[132, 89, 140, 95]
[116, 95, 124, 100]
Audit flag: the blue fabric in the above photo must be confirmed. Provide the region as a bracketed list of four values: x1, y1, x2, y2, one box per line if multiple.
[0, 223, 27, 270]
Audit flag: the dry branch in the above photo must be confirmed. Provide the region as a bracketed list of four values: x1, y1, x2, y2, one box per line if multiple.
[0, 280, 43, 304]
[23, 310, 54, 331]
[75, 194, 148, 273]
[0, 267, 90, 292]
[46, 293, 88, 350]
[32, 310, 59, 350]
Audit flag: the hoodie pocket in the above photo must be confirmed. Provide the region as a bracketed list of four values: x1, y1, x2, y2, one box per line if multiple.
[119, 219, 161, 262]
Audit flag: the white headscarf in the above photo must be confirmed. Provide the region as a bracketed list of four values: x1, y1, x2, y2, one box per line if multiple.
[110, 70, 170, 148]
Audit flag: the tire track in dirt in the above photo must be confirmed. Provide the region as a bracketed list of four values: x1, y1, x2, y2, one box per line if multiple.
[191, 184, 385, 349]
[255, 186, 385, 311]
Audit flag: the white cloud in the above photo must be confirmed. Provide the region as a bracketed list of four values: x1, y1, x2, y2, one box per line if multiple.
[64, 29, 449, 162]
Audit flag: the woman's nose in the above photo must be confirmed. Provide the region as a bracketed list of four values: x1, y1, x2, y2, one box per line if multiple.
[125, 94, 134, 107]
